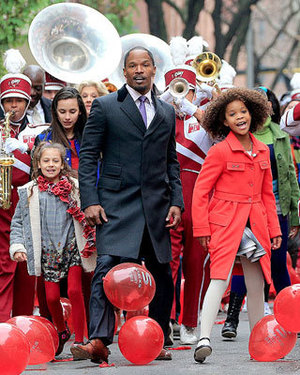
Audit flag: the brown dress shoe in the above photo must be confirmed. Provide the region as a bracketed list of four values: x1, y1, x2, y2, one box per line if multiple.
[70, 339, 109, 363]
[155, 347, 172, 360]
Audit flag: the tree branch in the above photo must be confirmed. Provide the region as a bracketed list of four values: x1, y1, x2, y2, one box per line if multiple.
[256, 1, 300, 41]
[182, 0, 205, 40]
[270, 38, 299, 90]
[163, 0, 185, 23]
[229, 14, 250, 67]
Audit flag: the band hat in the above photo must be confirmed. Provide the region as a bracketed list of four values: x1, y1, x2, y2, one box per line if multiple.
[45, 72, 66, 91]
[164, 65, 196, 89]
[291, 91, 300, 100]
[0, 73, 32, 101]
[290, 73, 300, 100]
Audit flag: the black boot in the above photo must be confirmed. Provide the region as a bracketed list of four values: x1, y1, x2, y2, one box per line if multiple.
[221, 291, 245, 338]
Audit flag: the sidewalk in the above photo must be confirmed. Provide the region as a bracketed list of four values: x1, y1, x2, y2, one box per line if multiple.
[25, 311, 300, 375]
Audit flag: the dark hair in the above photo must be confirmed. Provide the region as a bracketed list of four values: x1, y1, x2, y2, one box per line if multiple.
[259, 86, 281, 124]
[123, 46, 155, 68]
[202, 87, 271, 139]
[51, 86, 87, 151]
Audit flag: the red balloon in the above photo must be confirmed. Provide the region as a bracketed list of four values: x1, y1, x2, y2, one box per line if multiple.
[0, 323, 30, 375]
[60, 297, 72, 320]
[7, 316, 55, 365]
[126, 306, 149, 321]
[103, 263, 156, 311]
[60, 297, 74, 334]
[273, 284, 300, 333]
[30, 316, 59, 352]
[249, 315, 297, 361]
[118, 316, 164, 364]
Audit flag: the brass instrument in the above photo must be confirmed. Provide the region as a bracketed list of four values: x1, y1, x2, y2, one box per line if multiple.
[192, 52, 222, 93]
[0, 112, 15, 210]
[169, 77, 189, 100]
[28, 3, 122, 84]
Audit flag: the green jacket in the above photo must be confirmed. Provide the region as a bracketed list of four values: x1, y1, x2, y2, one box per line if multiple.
[255, 118, 299, 226]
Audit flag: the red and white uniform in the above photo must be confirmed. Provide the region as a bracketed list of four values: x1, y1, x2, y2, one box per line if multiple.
[170, 114, 213, 327]
[280, 102, 300, 136]
[0, 124, 33, 322]
[19, 123, 49, 151]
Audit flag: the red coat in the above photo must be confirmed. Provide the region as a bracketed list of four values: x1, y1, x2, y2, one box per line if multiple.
[192, 131, 281, 283]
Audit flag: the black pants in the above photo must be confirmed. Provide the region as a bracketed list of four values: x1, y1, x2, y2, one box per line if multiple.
[89, 228, 174, 346]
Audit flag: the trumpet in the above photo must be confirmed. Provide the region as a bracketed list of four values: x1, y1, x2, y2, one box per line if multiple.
[192, 52, 222, 93]
[0, 111, 15, 210]
[169, 77, 190, 100]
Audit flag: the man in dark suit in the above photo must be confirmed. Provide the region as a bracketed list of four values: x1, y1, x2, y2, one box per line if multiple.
[22, 65, 52, 124]
[73, 47, 184, 363]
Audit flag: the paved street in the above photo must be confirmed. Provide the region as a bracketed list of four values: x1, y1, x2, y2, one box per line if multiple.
[25, 311, 300, 375]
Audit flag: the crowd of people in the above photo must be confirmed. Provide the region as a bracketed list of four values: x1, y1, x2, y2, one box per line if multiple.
[0, 37, 299, 366]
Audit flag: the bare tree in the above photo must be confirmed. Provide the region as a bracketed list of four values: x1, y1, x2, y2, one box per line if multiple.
[143, 0, 299, 92]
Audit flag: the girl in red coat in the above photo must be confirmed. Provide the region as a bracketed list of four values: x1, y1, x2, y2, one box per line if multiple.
[192, 88, 282, 363]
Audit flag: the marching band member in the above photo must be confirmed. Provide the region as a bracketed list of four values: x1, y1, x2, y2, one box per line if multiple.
[161, 65, 213, 345]
[0, 71, 36, 321]
[43, 72, 66, 101]
[23, 65, 52, 125]
[280, 73, 300, 135]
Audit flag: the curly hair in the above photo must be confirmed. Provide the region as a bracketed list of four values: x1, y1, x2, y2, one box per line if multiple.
[202, 87, 271, 139]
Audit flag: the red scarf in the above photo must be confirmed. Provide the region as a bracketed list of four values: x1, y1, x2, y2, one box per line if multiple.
[37, 175, 96, 258]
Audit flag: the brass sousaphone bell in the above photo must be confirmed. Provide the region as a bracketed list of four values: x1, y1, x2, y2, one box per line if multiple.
[28, 3, 122, 84]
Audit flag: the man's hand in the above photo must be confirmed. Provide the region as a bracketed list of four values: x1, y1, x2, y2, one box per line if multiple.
[165, 206, 181, 230]
[271, 236, 282, 250]
[84, 205, 108, 226]
[196, 236, 211, 251]
[13, 251, 27, 262]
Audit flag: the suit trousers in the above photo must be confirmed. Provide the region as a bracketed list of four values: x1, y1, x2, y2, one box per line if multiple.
[89, 227, 174, 346]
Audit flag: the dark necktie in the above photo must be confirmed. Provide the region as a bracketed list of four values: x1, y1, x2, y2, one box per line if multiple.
[139, 96, 147, 126]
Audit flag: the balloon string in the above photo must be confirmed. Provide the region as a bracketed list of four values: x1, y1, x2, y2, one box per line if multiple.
[99, 361, 115, 367]
[167, 346, 191, 350]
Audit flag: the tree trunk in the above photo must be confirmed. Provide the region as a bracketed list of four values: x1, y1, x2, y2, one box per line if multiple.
[144, 0, 168, 41]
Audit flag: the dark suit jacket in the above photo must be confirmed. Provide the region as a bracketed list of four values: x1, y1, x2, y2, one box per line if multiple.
[79, 85, 184, 263]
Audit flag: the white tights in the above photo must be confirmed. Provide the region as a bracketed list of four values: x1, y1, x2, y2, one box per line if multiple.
[199, 257, 264, 344]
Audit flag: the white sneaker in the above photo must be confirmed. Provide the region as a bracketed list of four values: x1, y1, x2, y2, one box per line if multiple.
[180, 324, 198, 345]
[264, 302, 272, 316]
[172, 321, 180, 339]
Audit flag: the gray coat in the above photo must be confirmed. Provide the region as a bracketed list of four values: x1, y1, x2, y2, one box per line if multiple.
[9, 178, 96, 276]
[79, 85, 184, 263]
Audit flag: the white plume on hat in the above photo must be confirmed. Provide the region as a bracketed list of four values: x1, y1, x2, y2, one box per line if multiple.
[187, 36, 209, 58]
[291, 73, 300, 90]
[217, 60, 236, 88]
[3, 49, 26, 74]
[169, 36, 188, 66]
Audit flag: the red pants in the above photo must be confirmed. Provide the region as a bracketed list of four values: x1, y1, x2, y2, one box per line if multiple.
[170, 171, 210, 327]
[45, 266, 85, 342]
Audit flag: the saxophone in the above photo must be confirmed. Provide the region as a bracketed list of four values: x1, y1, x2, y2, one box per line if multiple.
[0, 111, 15, 209]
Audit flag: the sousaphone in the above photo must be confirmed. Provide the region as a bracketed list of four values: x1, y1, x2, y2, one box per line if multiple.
[28, 3, 122, 84]
[109, 33, 173, 92]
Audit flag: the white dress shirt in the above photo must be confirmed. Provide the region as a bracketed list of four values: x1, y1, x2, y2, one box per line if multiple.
[126, 84, 155, 128]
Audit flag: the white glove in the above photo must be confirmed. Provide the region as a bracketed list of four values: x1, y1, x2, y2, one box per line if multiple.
[159, 89, 173, 104]
[193, 83, 214, 106]
[175, 98, 197, 116]
[4, 138, 28, 154]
